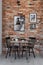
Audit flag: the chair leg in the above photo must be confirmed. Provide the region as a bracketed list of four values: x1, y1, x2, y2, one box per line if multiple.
[15, 51, 16, 59]
[25, 47, 28, 60]
[22, 50, 23, 57]
[5, 52, 8, 58]
[29, 48, 30, 56]
[5, 49, 9, 58]
[22, 48, 25, 57]
[25, 50, 28, 60]
[9, 48, 11, 56]
[32, 48, 35, 58]
[17, 50, 20, 58]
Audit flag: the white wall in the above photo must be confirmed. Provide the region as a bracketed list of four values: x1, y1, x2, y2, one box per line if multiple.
[0, 0, 2, 54]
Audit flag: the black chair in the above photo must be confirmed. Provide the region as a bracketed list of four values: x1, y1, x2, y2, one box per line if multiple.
[27, 37, 36, 58]
[5, 37, 19, 59]
[18, 38, 27, 58]
[21, 39, 26, 57]
[13, 38, 20, 59]
[5, 37, 12, 58]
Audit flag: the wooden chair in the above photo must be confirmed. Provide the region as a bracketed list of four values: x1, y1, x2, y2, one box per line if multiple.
[27, 37, 36, 58]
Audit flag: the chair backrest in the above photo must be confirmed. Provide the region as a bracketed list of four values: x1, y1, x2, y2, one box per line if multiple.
[29, 37, 36, 44]
[6, 37, 10, 47]
[18, 37, 26, 41]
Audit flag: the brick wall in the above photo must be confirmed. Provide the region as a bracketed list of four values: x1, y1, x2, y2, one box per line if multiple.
[2, 0, 43, 53]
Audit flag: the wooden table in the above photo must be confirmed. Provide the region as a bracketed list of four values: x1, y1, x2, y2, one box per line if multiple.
[10, 40, 29, 48]
[10, 40, 29, 59]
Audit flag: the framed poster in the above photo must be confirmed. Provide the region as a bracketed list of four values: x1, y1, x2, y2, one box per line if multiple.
[30, 13, 36, 22]
[30, 24, 36, 29]
[14, 15, 25, 32]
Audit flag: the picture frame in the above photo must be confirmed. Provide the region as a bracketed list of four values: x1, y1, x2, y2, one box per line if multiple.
[30, 13, 36, 22]
[14, 15, 25, 32]
[30, 24, 36, 30]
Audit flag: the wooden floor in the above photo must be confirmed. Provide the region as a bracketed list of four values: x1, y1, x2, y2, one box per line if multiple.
[0, 53, 43, 65]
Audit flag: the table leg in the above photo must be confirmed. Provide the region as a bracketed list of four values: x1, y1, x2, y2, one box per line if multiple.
[25, 46, 28, 60]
